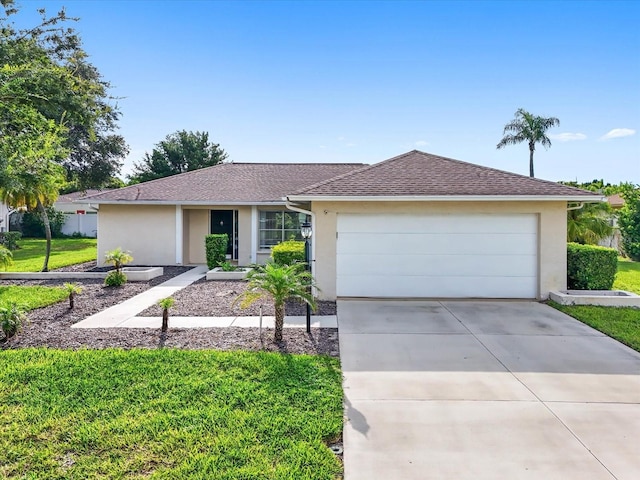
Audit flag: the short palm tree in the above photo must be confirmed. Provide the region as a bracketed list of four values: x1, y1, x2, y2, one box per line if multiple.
[567, 203, 614, 245]
[104, 247, 133, 274]
[158, 297, 175, 332]
[497, 108, 560, 178]
[63, 282, 83, 309]
[236, 263, 316, 342]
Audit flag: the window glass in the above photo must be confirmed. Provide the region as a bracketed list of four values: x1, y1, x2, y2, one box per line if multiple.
[259, 211, 307, 248]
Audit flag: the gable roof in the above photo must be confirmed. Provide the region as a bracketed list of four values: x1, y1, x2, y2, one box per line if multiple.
[288, 150, 603, 201]
[77, 162, 365, 205]
[57, 189, 112, 203]
[608, 193, 625, 209]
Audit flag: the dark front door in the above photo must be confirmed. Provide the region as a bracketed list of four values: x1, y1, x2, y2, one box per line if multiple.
[210, 210, 234, 256]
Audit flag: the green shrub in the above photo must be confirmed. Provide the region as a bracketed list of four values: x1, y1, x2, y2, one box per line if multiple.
[205, 234, 228, 269]
[104, 270, 127, 287]
[0, 246, 13, 271]
[220, 261, 238, 272]
[618, 184, 640, 261]
[271, 240, 305, 266]
[0, 231, 22, 250]
[20, 207, 65, 238]
[0, 303, 27, 339]
[567, 242, 618, 290]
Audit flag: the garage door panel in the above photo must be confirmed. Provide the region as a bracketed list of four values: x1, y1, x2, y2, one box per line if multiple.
[337, 274, 536, 298]
[337, 232, 537, 256]
[337, 253, 537, 278]
[336, 213, 538, 299]
[337, 213, 537, 234]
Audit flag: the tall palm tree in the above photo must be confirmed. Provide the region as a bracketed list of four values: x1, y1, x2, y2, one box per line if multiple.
[236, 263, 316, 342]
[497, 108, 560, 177]
[567, 203, 614, 245]
[0, 159, 65, 271]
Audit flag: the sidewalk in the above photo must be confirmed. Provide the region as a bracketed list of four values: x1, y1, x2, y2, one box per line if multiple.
[72, 265, 337, 329]
[72, 266, 207, 328]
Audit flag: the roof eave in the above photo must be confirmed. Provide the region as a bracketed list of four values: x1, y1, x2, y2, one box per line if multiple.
[74, 200, 288, 206]
[286, 194, 606, 202]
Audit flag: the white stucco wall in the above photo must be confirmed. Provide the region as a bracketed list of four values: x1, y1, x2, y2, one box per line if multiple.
[310, 200, 568, 301]
[98, 204, 176, 266]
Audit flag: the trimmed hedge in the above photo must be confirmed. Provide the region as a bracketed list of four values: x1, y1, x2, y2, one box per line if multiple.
[567, 242, 618, 290]
[271, 240, 305, 266]
[205, 234, 228, 269]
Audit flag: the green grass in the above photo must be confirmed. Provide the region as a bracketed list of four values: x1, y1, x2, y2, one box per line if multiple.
[0, 349, 343, 479]
[613, 258, 640, 295]
[550, 302, 640, 352]
[0, 285, 68, 310]
[5, 238, 97, 272]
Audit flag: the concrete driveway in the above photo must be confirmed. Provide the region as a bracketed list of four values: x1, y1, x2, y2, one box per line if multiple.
[339, 300, 640, 480]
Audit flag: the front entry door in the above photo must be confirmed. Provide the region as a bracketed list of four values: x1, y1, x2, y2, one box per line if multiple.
[210, 210, 235, 257]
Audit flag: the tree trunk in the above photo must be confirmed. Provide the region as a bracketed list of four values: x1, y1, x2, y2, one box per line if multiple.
[36, 198, 52, 272]
[529, 144, 535, 178]
[69, 292, 74, 309]
[162, 308, 169, 332]
[274, 302, 285, 342]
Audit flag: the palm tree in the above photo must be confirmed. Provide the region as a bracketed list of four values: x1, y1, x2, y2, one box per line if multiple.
[0, 159, 65, 271]
[567, 203, 614, 245]
[104, 247, 133, 274]
[497, 108, 560, 177]
[236, 263, 316, 342]
[158, 297, 175, 332]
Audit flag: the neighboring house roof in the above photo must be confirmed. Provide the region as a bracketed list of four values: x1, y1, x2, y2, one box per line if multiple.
[607, 193, 625, 209]
[77, 163, 365, 205]
[289, 150, 603, 201]
[57, 190, 112, 203]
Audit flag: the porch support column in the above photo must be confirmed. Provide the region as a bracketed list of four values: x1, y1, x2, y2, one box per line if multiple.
[250, 205, 258, 264]
[175, 205, 183, 264]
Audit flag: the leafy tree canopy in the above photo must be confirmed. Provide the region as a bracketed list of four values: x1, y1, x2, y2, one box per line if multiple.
[0, 0, 128, 189]
[559, 179, 623, 197]
[618, 184, 640, 261]
[128, 130, 228, 184]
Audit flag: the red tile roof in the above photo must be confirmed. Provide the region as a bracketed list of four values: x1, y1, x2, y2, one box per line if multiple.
[79, 163, 365, 204]
[291, 151, 602, 199]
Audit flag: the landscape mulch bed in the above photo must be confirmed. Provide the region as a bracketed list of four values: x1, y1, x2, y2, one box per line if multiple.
[1, 265, 339, 357]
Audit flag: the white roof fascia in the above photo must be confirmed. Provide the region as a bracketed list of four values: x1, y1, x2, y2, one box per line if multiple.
[286, 195, 605, 203]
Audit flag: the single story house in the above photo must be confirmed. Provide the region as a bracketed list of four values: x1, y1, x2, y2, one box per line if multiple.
[54, 190, 109, 238]
[78, 150, 602, 300]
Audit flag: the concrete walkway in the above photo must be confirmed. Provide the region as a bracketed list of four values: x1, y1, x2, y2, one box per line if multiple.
[72, 266, 208, 328]
[72, 265, 337, 329]
[339, 299, 640, 480]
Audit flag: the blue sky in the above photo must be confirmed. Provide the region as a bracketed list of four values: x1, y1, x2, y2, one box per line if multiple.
[14, 0, 640, 183]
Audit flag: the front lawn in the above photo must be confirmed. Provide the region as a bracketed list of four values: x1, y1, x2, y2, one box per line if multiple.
[550, 301, 640, 352]
[0, 349, 343, 479]
[5, 238, 97, 272]
[614, 258, 640, 295]
[0, 285, 68, 310]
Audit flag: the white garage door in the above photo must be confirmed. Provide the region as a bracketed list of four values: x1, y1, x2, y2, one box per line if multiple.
[336, 213, 538, 298]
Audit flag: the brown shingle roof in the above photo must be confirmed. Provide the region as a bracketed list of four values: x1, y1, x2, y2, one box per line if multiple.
[608, 193, 625, 208]
[79, 163, 365, 204]
[58, 189, 111, 202]
[292, 151, 602, 198]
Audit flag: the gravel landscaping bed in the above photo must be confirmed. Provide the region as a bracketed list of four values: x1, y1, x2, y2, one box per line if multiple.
[139, 278, 337, 317]
[2, 267, 339, 357]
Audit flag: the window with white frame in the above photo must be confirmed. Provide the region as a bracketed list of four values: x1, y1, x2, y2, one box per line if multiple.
[259, 210, 308, 248]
